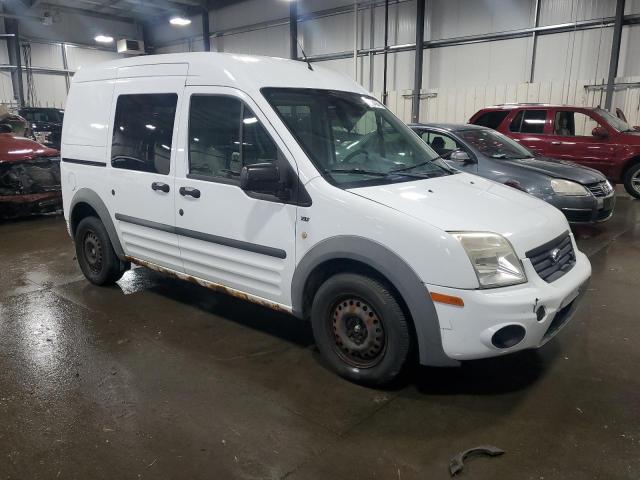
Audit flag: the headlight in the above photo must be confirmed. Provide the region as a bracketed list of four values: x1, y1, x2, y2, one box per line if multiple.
[450, 232, 527, 288]
[550, 179, 588, 196]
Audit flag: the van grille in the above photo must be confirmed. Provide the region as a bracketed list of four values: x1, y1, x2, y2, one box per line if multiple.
[526, 232, 576, 283]
[586, 181, 613, 197]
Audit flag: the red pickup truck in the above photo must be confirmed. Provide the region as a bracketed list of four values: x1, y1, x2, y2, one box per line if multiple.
[469, 104, 640, 198]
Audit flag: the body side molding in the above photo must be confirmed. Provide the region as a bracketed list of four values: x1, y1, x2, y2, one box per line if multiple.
[115, 213, 287, 259]
[291, 236, 459, 367]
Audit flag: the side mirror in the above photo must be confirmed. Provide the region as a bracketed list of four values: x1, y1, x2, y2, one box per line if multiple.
[592, 126, 608, 138]
[240, 162, 289, 200]
[449, 149, 473, 163]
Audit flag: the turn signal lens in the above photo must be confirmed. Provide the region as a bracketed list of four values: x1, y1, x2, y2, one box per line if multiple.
[430, 292, 464, 307]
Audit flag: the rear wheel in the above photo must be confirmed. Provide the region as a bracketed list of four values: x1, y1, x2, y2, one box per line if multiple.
[74, 216, 128, 285]
[623, 163, 640, 199]
[311, 273, 411, 386]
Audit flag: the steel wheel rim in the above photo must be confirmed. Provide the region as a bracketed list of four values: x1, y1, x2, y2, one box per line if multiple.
[83, 231, 103, 274]
[632, 170, 640, 194]
[329, 296, 386, 369]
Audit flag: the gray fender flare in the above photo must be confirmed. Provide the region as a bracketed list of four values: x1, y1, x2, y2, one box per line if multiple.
[291, 236, 459, 367]
[69, 188, 125, 259]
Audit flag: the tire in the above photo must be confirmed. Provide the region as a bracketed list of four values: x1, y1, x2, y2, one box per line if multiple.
[74, 216, 128, 285]
[310, 272, 411, 386]
[623, 162, 640, 199]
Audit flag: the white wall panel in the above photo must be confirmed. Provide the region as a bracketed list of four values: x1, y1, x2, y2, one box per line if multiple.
[24, 42, 64, 69]
[0, 40, 10, 64]
[424, 37, 530, 89]
[212, 0, 289, 30]
[23, 74, 67, 108]
[532, 27, 612, 83]
[619, 24, 640, 77]
[626, 0, 640, 13]
[427, 0, 533, 40]
[20, 12, 138, 46]
[539, 0, 616, 26]
[216, 25, 289, 58]
[0, 72, 14, 104]
[155, 42, 191, 55]
[65, 46, 122, 71]
[301, 10, 355, 56]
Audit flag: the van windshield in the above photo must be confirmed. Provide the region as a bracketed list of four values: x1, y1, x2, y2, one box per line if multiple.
[262, 88, 456, 188]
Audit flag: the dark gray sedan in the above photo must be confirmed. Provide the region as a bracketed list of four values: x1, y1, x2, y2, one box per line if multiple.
[410, 123, 615, 223]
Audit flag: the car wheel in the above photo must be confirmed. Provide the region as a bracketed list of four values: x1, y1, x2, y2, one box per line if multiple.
[74, 216, 128, 285]
[623, 163, 640, 199]
[311, 272, 411, 386]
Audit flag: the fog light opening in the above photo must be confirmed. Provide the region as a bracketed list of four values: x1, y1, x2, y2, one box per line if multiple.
[536, 305, 546, 322]
[491, 325, 526, 349]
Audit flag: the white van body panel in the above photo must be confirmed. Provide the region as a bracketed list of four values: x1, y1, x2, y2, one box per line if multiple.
[62, 52, 591, 368]
[173, 86, 297, 306]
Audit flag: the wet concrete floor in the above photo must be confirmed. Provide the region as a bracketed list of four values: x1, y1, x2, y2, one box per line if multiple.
[1, 192, 639, 479]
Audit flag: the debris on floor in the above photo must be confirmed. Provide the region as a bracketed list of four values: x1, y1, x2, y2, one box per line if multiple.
[449, 445, 505, 476]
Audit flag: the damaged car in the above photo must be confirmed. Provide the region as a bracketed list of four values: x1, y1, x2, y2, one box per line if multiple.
[0, 131, 61, 219]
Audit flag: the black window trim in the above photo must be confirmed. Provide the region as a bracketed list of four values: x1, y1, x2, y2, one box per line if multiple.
[551, 108, 604, 138]
[415, 128, 476, 162]
[509, 108, 549, 135]
[110, 92, 179, 176]
[185, 92, 311, 207]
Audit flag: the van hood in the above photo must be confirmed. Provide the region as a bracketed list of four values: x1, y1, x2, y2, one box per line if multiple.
[348, 173, 569, 255]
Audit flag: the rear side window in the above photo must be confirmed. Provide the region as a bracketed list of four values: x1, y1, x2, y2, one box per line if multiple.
[509, 109, 547, 134]
[472, 111, 509, 129]
[188, 95, 278, 183]
[111, 93, 178, 175]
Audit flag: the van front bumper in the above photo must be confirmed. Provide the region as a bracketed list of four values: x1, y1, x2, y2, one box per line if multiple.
[429, 250, 591, 361]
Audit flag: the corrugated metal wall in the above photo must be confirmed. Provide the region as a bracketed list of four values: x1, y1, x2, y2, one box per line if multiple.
[5, 0, 639, 120]
[152, 0, 640, 127]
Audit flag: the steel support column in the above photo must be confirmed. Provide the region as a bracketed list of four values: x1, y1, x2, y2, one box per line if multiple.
[202, 4, 211, 52]
[4, 18, 24, 107]
[382, 0, 389, 105]
[289, 1, 298, 60]
[411, 0, 425, 123]
[605, 0, 625, 110]
[529, 0, 541, 83]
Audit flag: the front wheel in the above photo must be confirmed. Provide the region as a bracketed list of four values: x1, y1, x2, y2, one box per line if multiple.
[623, 163, 640, 199]
[310, 273, 411, 386]
[74, 216, 128, 285]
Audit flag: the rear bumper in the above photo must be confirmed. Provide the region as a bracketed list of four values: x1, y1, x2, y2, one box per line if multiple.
[428, 249, 591, 361]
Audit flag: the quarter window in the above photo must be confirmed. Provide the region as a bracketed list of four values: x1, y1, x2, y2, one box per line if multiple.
[188, 95, 278, 182]
[509, 110, 547, 134]
[472, 111, 509, 129]
[111, 93, 178, 175]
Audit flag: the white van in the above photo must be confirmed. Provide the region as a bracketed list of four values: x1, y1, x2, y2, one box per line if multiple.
[61, 53, 591, 385]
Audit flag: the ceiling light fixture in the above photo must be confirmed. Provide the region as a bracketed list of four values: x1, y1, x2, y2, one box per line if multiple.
[94, 35, 114, 43]
[169, 16, 192, 26]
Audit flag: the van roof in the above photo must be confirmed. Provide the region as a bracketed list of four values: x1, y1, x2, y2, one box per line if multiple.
[72, 52, 367, 95]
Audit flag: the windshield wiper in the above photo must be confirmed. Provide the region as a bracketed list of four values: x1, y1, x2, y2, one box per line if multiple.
[389, 157, 442, 173]
[325, 168, 388, 176]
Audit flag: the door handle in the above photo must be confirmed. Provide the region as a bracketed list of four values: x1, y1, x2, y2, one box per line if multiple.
[179, 186, 201, 199]
[151, 182, 170, 193]
[551, 141, 562, 145]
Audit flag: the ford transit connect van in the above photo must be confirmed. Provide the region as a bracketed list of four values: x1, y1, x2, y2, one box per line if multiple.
[61, 53, 591, 385]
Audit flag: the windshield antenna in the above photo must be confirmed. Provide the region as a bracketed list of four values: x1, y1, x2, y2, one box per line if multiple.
[297, 39, 314, 71]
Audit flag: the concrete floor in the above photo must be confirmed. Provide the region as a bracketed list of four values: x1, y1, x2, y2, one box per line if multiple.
[1, 192, 639, 480]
